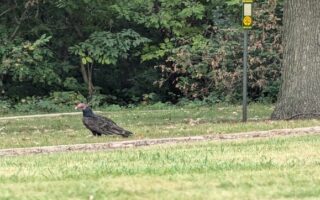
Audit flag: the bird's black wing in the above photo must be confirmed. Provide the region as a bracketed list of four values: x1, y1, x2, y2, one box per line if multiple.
[83, 114, 133, 137]
[82, 117, 104, 136]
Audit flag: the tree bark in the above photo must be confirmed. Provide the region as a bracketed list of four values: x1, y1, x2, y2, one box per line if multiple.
[0, 75, 4, 95]
[271, 0, 320, 119]
[80, 62, 89, 84]
[87, 63, 94, 98]
[80, 61, 94, 97]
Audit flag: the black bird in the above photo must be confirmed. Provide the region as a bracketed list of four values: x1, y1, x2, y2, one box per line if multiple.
[75, 103, 133, 137]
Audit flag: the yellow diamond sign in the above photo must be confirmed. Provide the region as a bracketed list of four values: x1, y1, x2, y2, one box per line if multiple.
[243, 16, 252, 26]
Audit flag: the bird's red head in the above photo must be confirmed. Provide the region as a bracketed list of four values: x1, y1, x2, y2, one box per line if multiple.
[75, 103, 88, 110]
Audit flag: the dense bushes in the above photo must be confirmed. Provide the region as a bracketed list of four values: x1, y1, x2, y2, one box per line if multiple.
[0, 0, 283, 109]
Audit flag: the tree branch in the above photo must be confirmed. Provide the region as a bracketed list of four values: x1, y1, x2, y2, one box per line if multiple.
[10, 3, 30, 40]
[0, 6, 15, 17]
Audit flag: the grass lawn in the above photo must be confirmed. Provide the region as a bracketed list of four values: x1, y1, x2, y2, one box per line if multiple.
[0, 103, 320, 148]
[1, 135, 320, 199]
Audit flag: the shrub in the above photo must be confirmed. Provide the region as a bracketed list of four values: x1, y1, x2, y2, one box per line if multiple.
[50, 91, 86, 106]
[0, 100, 11, 114]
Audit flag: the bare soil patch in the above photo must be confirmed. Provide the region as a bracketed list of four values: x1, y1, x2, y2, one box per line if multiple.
[1, 126, 320, 156]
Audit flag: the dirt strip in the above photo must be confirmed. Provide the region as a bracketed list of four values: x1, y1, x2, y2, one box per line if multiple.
[1, 126, 320, 157]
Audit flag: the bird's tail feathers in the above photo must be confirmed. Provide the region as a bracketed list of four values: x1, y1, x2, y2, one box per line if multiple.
[121, 130, 133, 137]
[110, 126, 133, 137]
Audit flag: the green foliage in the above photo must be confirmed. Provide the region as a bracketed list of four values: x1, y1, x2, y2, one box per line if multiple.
[63, 77, 83, 91]
[11, 92, 85, 113]
[0, 0, 283, 105]
[69, 29, 150, 65]
[142, 92, 161, 104]
[142, 38, 174, 61]
[1, 35, 61, 85]
[88, 93, 108, 107]
[113, 0, 205, 36]
[0, 100, 11, 114]
[138, 0, 283, 103]
[50, 91, 86, 106]
[14, 97, 53, 113]
[226, 0, 240, 6]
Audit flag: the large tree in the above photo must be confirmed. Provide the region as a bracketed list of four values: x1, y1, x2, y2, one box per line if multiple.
[271, 0, 320, 119]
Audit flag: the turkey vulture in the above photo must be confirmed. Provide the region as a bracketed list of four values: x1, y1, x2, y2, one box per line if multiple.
[75, 103, 133, 137]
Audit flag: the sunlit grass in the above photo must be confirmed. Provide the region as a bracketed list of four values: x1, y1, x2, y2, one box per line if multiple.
[0, 103, 320, 148]
[1, 135, 320, 199]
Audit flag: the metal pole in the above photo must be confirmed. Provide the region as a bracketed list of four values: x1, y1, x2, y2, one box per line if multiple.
[242, 30, 248, 122]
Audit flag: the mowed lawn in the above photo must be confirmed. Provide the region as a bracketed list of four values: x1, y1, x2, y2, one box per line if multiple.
[1, 135, 320, 199]
[0, 104, 320, 148]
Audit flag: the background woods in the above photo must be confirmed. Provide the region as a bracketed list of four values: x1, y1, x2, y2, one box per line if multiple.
[0, 0, 283, 111]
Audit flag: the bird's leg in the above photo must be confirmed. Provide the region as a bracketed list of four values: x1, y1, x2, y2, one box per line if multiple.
[91, 131, 98, 136]
[91, 131, 102, 136]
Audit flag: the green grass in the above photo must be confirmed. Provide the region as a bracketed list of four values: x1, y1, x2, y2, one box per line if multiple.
[1, 135, 320, 199]
[1, 103, 320, 148]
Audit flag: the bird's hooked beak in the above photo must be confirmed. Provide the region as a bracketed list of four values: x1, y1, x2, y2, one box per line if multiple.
[75, 104, 80, 110]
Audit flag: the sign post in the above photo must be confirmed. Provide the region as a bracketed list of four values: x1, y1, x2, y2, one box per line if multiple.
[242, 0, 253, 122]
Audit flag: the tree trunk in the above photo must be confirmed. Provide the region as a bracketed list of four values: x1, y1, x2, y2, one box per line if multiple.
[0, 75, 4, 95]
[80, 61, 94, 98]
[271, 0, 320, 120]
[80, 62, 89, 84]
[87, 63, 94, 98]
